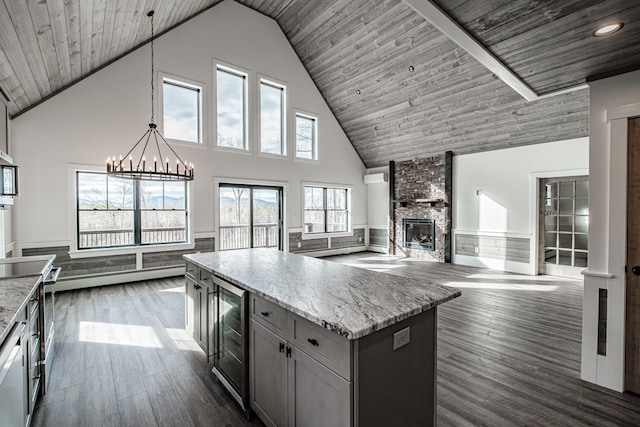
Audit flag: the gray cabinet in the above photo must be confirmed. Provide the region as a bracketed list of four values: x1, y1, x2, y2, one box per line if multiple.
[249, 296, 352, 427]
[250, 320, 288, 427]
[184, 265, 211, 356]
[288, 345, 351, 427]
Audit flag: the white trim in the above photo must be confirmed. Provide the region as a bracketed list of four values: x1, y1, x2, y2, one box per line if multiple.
[214, 60, 251, 152]
[67, 163, 194, 254]
[55, 266, 184, 292]
[213, 176, 289, 252]
[157, 71, 208, 148]
[402, 0, 588, 101]
[581, 269, 614, 279]
[68, 242, 195, 259]
[257, 74, 288, 158]
[301, 182, 353, 237]
[607, 102, 640, 121]
[293, 109, 319, 161]
[528, 165, 590, 275]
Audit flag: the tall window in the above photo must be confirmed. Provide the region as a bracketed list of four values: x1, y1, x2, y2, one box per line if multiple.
[217, 66, 247, 150]
[303, 186, 349, 234]
[260, 79, 285, 155]
[162, 78, 201, 143]
[295, 113, 317, 160]
[77, 172, 187, 249]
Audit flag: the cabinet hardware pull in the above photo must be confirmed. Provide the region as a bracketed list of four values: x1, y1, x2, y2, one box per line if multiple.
[33, 374, 41, 380]
[30, 297, 38, 302]
[286, 346, 292, 358]
[261, 311, 269, 317]
[279, 342, 285, 353]
[32, 332, 39, 338]
[194, 284, 201, 290]
[308, 338, 319, 346]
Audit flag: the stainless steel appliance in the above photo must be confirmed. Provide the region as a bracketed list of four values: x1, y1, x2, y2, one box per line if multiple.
[0, 322, 27, 427]
[0, 256, 60, 395]
[210, 274, 249, 413]
[41, 265, 60, 394]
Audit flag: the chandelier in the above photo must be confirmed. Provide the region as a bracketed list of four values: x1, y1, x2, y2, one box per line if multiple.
[106, 10, 194, 181]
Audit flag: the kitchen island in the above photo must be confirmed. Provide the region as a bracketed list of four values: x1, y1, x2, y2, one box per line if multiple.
[184, 249, 460, 427]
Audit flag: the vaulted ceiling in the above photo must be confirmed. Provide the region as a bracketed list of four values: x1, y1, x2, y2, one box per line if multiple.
[1, 0, 639, 167]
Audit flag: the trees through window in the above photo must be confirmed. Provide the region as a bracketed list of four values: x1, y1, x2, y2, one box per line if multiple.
[303, 186, 349, 234]
[77, 172, 187, 249]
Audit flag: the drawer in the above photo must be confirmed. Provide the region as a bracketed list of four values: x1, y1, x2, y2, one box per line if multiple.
[291, 314, 352, 380]
[251, 294, 287, 335]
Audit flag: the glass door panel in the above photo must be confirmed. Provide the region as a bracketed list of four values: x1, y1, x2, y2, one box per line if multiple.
[541, 177, 589, 278]
[217, 286, 243, 392]
[219, 184, 282, 251]
[252, 189, 280, 248]
[219, 187, 250, 250]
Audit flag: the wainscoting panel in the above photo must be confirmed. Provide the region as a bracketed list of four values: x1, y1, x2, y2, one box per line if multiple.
[142, 238, 215, 269]
[332, 228, 365, 249]
[289, 233, 329, 254]
[455, 234, 530, 264]
[369, 228, 389, 247]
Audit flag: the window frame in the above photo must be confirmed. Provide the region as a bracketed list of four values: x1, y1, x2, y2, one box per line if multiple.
[215, 63, 249, 152]
[158, 72, 205, 146]
[75, 171, 189, 250]
[294, 111, 318, 161]
[301, 183, 352, 238]
[259, 77, 287, 157]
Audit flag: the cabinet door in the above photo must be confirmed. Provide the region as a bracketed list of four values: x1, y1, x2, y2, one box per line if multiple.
[185, 277, 197, 336]
[288, 347, 352, 427]
[196, 284, 208, 353]
[250, 320, 288, 427]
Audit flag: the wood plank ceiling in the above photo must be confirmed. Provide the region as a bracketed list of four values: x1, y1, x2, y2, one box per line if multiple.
[1, 0, 639, 167]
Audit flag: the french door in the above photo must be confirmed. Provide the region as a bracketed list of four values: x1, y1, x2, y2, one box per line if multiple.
[539, 176, 589, 278]
[218, 184, 283, 251]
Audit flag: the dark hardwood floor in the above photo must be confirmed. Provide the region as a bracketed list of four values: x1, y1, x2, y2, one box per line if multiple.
[33, 252, 640, 426]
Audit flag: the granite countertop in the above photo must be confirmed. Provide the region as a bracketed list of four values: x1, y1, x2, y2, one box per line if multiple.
[0, 255, 56, 344]
[184, 249, 461, 339]
[0, 275, 42, 343]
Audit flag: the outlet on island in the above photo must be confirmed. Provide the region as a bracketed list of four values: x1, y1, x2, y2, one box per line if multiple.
[393, 326, 410, 350]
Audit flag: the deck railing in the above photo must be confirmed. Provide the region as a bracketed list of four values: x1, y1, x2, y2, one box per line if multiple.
[79, 224, 277, 250]
[219, 224, 279, 250]
[79, 227, 186, 248]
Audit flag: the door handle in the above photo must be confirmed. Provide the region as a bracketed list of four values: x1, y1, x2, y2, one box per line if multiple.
[307, 338, 319, 347]
[632, 266, 640, 275]
[279, 342, 285, 353]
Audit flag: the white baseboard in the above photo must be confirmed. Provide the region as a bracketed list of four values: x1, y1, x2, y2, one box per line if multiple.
[55, 266, 185, 292]
[452, 254, 534, 275]
[366, 245, 388, 254]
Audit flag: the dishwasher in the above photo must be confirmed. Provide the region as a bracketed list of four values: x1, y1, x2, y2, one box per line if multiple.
[0, 322, 27, 427]
[210, 274, 249, 415]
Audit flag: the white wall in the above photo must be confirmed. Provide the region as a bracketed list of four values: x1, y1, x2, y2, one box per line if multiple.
[366, 166, 389, 229]
[453, 138, 589, 273]
[581, 69, 640, 392]
[9, 1, 366, 255]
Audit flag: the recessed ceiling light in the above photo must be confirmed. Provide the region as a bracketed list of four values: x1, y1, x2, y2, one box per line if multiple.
[594, 22, 623, 37]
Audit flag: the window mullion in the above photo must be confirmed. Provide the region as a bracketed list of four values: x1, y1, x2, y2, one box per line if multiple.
[324, 188, 328, 233]
[134, 181, 142, 245]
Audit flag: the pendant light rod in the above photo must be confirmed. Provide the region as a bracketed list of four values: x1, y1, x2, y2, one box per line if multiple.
[106, 9, 194, 181]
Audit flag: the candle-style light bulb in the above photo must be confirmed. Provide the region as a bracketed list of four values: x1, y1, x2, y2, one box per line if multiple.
[153, 156, 157, 172]
[142, 156, 146, 171]
[129, 155, 133, 170]
[165, 157, 169, 172]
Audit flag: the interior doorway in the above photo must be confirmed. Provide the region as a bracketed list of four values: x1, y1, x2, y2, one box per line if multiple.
[218, 184, 283, 251]
[539, 176, 589, 279]
[626, 116, 640, 394]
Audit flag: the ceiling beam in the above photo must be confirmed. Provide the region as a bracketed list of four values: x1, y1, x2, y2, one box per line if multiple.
[403, 0, 587, 102]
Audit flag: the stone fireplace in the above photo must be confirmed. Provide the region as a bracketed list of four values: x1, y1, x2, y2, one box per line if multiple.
[390, 152, 452, 262]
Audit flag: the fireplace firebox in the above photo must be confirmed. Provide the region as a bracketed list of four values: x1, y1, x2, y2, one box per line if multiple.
[403, 219, 435, 250]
